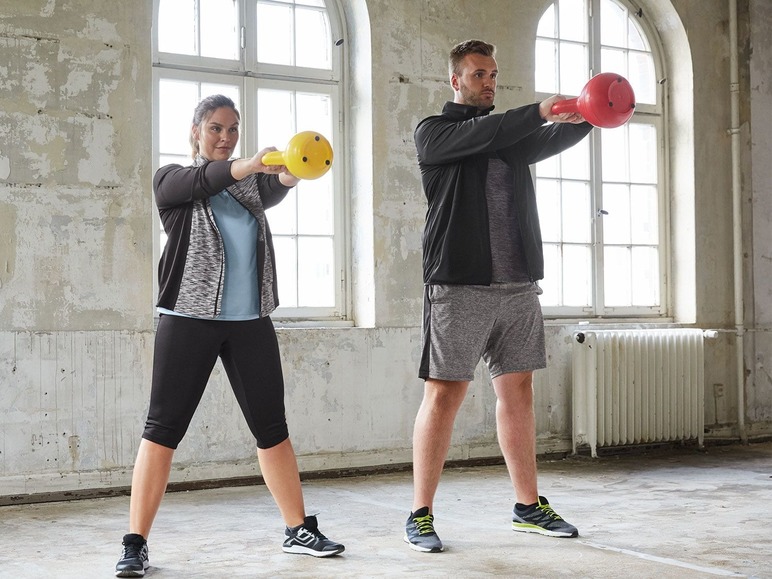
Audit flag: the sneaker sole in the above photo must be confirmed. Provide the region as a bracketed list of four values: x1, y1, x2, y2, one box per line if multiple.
[282, 545, 345, 557]
[115, 566, 148, 578]
[403, 534, 444, 553]
[512, 522, 578, 538]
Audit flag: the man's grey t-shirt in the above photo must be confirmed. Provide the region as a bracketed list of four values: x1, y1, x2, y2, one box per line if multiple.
[485, 157, 531, 283]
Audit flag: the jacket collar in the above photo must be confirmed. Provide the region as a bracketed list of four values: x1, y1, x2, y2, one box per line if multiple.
[441, 101, 495, 120]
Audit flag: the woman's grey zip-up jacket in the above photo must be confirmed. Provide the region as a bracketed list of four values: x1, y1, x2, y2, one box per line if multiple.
[414, 100, 593, 285]
[153, 158, 292, 318]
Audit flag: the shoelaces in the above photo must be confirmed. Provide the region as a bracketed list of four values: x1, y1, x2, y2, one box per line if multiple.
[412, 513, 436, 535]
[536, 503, 563, 520]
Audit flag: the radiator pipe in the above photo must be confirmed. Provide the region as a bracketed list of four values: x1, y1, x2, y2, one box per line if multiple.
[729, 0, 747, 443]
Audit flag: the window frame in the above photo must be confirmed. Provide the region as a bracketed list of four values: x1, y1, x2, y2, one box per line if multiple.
[151, 0, 349, 322]
[535, 0, 670, 320]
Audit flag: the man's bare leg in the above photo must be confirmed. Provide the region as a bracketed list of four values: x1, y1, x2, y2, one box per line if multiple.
[411, 379, 469, 512]
[492, 371, 538, 504]
[494, 371, 578, 537]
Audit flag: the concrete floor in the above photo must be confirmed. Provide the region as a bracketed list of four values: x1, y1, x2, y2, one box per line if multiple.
[1, 442, 770, 578]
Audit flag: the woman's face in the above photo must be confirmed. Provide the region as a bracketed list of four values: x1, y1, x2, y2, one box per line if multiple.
[193, 106, 240, 161]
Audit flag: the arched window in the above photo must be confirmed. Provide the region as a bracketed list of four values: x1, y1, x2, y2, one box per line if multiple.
[535, 0, 664, 317]
[152, 0, 347, 320]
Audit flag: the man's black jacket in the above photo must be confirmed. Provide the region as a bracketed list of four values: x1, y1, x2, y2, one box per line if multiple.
[415, 100, 593, 284]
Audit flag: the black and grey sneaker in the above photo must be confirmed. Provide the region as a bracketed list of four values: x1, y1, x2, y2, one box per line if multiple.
[282, 515, 345, 557]
[115, 533, 149, 577]
[512, 496, 579, 538]
[404, 506, 444, 553]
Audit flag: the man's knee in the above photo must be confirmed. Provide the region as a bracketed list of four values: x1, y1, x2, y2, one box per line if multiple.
[423, 379, 469, 411]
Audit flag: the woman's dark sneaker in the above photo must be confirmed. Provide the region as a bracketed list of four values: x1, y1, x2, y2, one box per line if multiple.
[115, 533, 149, 577]
[282, 515, 345, 557]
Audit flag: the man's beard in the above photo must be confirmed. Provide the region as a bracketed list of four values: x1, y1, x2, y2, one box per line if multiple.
[459, 84, 494, 108]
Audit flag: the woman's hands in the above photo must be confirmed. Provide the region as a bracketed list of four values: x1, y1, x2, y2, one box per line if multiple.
[230, 146, 300, 187]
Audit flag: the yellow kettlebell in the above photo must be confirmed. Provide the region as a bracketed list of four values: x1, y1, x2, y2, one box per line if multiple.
[261, 131, 334, 180]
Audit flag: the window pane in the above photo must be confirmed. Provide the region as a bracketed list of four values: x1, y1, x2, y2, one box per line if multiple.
[535, 154, 559, 178]
[629, 51, 656, 104]
[563, 244, 592, 306]
[561, 181, 591, 243]
[600, 0, 627, 48]
[159, 80, 200, 155]
[559, 42, 588, 96]
[257, 3, 293, 65]
[535, 39, 558, 93]
[297, 175, 333, 235]
[257, 89, 295, 148]
[604, 246, 632, 306]
[560, 137, 589, 180]
[558, 0, 587, 43]
[158, 0, 196, 55]
[536, 178, 561, 241]
[628, 18, 648, 51]
[537, 3, 556, 38]
[601, 47, 626, 78]
[296, 7, 331, 69]
[266, 189, 297, 235]
[200, 0, 239, 60]
[631, 246, 660, 305]
[533, 0, 662, 317]
[602, 183, 630, 244]
[629, 124, 657, 183]
[630, 185, 658, 244]
[273, 236, 298, 307]
[601, 127, 628, 182]
[541, 243, 561, 305]
[298, 237, 334, 306]
[259, 0, 326, 8]
[296, 92, 332, 136]
[154, 0, 341, 318]
[201, 83, 240, 105]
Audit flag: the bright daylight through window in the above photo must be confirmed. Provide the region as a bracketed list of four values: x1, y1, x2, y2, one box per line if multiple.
[153, 0, 344, 319]
[534, 0, 664, 318]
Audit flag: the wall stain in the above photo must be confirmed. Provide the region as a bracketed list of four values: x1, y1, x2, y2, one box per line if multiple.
[0, 203, 17, 289]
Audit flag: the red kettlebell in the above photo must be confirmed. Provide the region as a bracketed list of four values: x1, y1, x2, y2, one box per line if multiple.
[551, 73, 636, 128]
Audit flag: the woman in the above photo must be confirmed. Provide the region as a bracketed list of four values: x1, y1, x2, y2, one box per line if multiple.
[115, 95, 344, 578]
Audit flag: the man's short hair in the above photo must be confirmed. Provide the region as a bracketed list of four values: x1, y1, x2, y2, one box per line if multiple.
[449, 39, 496, 77]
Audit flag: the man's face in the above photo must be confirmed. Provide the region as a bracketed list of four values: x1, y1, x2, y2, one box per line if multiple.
[452, 53, 498, 109]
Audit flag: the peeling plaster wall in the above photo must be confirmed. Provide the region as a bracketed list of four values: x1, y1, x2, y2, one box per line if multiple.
[0, 2, 153, 330]
[0, 0, 156, 494]
[1, 0, 771, 498]
[749, 0, 772, 425]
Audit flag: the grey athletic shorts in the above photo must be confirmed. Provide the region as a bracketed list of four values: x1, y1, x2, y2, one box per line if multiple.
[419, 282, 546, 381]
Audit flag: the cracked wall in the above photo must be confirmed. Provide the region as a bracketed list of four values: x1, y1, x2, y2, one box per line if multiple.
[0, 3, 153, 331]
[0, 0, 770, 497]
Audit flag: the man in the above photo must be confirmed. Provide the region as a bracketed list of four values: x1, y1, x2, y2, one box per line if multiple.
[405, 39, 592, 553]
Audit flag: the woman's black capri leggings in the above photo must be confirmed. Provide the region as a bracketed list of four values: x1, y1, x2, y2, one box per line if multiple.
[143, 314, 289, 450]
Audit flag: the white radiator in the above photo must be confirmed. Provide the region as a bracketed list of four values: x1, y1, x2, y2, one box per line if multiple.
[572, 329, 707, 457]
